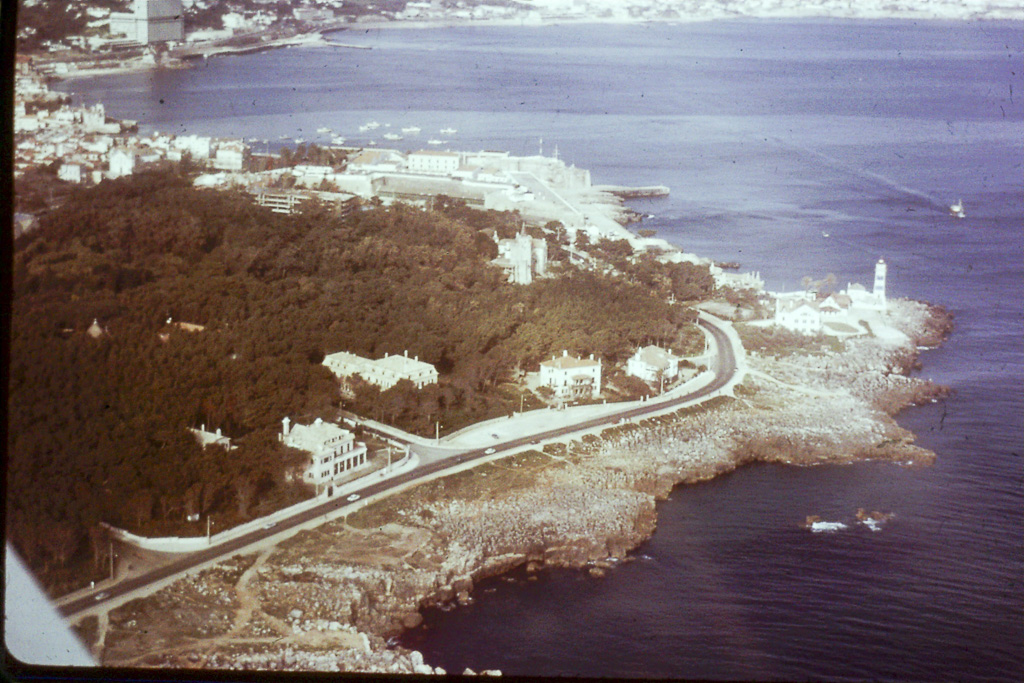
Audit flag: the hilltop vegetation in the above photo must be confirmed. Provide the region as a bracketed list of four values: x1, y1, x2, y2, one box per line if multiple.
[8, 170, 711, 594]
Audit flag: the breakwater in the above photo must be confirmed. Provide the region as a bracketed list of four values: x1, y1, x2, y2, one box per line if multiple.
[596, 184, 670, 199]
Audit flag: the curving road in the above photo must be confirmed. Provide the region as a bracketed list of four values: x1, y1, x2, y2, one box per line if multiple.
[60, 316, 738, 619]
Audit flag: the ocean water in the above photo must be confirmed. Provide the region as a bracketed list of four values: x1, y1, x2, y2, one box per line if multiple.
[57, 20, 1024, 681]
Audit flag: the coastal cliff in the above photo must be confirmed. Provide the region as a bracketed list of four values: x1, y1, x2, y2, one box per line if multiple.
[87, 299, 952, 673]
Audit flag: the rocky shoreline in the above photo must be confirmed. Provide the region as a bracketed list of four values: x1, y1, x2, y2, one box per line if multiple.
[83, 299, 952, 674]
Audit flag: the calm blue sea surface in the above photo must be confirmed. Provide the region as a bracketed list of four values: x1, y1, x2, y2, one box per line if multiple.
[58, 20, 1024, 681]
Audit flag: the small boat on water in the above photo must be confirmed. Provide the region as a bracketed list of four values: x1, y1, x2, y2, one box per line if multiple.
[949, 199, 965, 218]
[316, 126, 331, 134]
[331, 135, 346, 145]
[359, 121, 381, 132]
[822, 231, 830, 237]
[427, 139, 446, 145]
[440, 127, 457, 135]
[382, 132, 403, 141]
[401, 126, 421, 134]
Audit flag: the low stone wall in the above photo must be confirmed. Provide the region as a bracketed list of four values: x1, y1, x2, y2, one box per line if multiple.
[105, 450, 415, 553]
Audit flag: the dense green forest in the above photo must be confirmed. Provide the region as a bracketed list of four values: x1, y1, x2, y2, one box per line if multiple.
[7, 170, 712, 595]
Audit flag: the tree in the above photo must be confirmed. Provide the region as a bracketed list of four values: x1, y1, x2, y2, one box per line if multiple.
[42, 521, 79, 570]
[87, 524, 110, 572]
[233, 474, 257, 518]
[574, 231, 590, 251]
[127, 490, 154, 530]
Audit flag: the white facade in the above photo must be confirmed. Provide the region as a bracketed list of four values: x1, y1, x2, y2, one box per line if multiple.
[108, 148, 136, 178]
[213, 141, 246, 171]
[280, 417, 368, 487]
[493, 232, 548, 285]
[173, 134, 212, 160]
[292, 165, 335, 187]
[626, 345, 681, 384]
[323, 350, 439, 391]
[407, 150, 461, 175]
[775, 298, 823, 335]
[539, 350, 602, 399]
[58, 163, 82, 184]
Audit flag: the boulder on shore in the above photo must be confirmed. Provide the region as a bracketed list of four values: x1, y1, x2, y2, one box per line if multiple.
[401, 612, 423, 629]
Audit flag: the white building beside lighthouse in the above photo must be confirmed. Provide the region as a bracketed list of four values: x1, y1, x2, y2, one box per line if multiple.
[773, 259, 889, 336]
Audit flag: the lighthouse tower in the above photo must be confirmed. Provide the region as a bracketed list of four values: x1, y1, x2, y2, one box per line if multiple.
[873, 259, 887, 309]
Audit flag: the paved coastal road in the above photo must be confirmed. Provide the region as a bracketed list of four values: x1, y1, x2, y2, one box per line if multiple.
[60, 317, 738, 620]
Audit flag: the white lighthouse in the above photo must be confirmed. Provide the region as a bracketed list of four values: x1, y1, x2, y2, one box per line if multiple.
[873, 258, 887, 309]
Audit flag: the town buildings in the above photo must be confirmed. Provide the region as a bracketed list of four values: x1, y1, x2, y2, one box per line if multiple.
[279, 417, 368, 488]
[323, 351, 439, 392]
[539, 351, 602, 399]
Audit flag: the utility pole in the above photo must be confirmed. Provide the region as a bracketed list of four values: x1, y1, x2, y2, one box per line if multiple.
[206, 516, 211, 544]
[387, 446, 392, 472]
[109, 541, 114, 580]
[436, 421, 440, 443]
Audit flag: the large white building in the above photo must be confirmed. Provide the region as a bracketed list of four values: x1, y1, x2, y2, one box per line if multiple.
[279, 417, 368, 488]
[539, 350, 602, 399]
[407, 150, 461, 175]
[493, 232, 547, 285]
[323, 350, 439, 391]
[213, 140, 246, 171]
[775, 297, 825, 335]
[625, 345, 681, 384]
[109, 0, 185, 45]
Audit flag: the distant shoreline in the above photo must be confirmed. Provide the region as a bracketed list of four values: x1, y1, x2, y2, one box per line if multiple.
[39, 11, 1022, 84]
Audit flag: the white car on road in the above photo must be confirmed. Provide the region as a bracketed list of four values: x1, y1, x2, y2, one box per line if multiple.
[346, 493, 361, 502]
